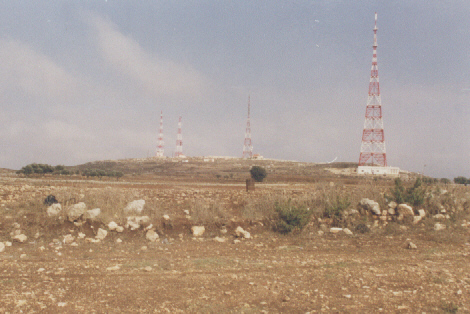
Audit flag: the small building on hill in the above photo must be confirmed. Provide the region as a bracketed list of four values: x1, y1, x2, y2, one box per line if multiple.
[357, 166, 400, 176]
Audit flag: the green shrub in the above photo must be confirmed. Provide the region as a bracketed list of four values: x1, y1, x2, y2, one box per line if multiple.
[324, 195, 351, 220]
[274, 201, 312, 234]
[386, 178, 426, 206]
[250, 166, 267, 182]
[454, 176, 469, 185]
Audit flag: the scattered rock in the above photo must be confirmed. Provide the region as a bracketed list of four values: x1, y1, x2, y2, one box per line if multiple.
[108, 221, 124, 232]
[126, 216, 150, 230]
[144, 266, 152, 272]
[0, 242, 5, 253]
[434, 223, 446, 231]
[330, 227, 343, 234]
[433, 214, 446, 220]
[95, 228, 108, 240]
[106, 265, 120, 271]
[146, 230, 159, 242]
[78, 232, 86, 239]
[116, 238, 122, 243]
[67, 202, 87, 222]
[13, 234, 27, 243]
[235, 226, 251, 239]
[360, 198, 381, 215]
[47, 203, 62, 217]
[418, 209, 426, 217]
[343, 228, 353, 235]
[191, 226, 205, 237]
[63, 234, 75, 244]
[163, 214, 170, 221]
[214, 236, 227, 243]
[413, 216, 423, 224]
[83, 208, 101, 220]
[123, 200, 145, 214]
[397, 204, 414, 216]
[408, 242, 418, 249]
[388, 201, 398, 209]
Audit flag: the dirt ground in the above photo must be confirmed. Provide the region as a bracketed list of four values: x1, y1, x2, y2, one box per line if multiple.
[1, 165, 470, 313]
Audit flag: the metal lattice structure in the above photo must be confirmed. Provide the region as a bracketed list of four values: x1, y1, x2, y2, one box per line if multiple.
[156, 111, 164, 157]
[242, 96, 253, 158]
[175, 116, 183, 157]
[359, 13, 387, 167]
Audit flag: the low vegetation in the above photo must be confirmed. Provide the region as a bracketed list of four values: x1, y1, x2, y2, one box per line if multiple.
[250, 166, 267, 182]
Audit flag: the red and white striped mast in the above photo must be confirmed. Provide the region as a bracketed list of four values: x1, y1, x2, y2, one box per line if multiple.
[359, 12, 387, 167]
[175, 116, 183, 157]
[242, 95, 253, 158]
[156, 111, 164, 157]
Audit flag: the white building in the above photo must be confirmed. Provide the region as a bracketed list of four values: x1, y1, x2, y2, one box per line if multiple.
[357, 166, 400, 176]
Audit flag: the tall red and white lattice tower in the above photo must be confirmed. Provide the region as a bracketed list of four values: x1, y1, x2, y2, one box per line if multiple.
[242, 96, 253, 158]
[175, 116, 183, 157]
[359, 12, 387, 167]
[156, 111, 164, 157]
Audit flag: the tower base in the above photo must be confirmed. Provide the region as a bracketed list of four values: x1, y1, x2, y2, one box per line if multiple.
[357, 166, 399, 176]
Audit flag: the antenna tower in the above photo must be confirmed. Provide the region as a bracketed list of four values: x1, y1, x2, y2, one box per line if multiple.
[156, 111, 164, 157]
[242, 96, 253, 158]
[359, 12, 387, 167]
[175, 116, 183, 157]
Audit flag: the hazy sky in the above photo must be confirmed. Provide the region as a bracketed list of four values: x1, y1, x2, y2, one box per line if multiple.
[0, 1, 469, 179]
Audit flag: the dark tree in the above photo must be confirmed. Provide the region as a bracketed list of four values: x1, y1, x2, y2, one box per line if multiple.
[250, 166, 267, 182]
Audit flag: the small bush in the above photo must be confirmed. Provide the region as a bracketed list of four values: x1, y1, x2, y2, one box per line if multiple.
[274, 201, 312, 234]
[250, 166, 267, 182]
[454, 176, 469, 185]
[385, 178, 426, 206]
[355, 223, 370, 234]
[324, 195, 351, 220]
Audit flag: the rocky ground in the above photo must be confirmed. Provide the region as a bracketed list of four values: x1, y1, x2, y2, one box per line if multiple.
[1, 159, 469, 313]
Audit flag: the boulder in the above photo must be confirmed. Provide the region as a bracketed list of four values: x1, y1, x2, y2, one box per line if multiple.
[146, 230, 159, 242]
[191, 226, 205, 237]
[418, 209, 426, 217]
[235, 226, 251, 239]
[13, 234, 27, 243]
[359, 198, 381, 215]
[413, 216, 423, 224]
[397, 204, 414, 216]
[126, 216, 150, 230]
[95, 228, 108, 240]
[67, 202, 87, 222]
[343, 228, 353, 235]
[83, 208, 101, 220]
[47, 203, 62, 217]
[123, 200, 145, 214]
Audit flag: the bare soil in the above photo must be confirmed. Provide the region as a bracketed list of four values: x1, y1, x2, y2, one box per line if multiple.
[1, 159, 469, 313]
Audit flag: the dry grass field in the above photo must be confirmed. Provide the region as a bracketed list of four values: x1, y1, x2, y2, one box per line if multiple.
[1, 157, 469, 313]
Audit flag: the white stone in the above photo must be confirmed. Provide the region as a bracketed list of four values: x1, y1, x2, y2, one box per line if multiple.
[123, 200, 145, 214]
[359, 198, 381, 215]
[116, 238, 122, 243]
[214, 236, 227, 243]
[388, 201, 398, 209]
[387, 207, 396, 215]
[183, 210, 190, 215]
[83, 208, 101, 220]
[418, 209, 426, 217]
[108, 221, 124, 232]
[78, 232, 86, 239]
[146, 230, 159, 242]
[434, 223, 446, 231]
[235, 226, 251, 239]
[63, 234, 75, 244]
[413, 216, 423, 224]
[106, 265, 120, 271]
[67, 202, 87, 221]
[397, 204, 414, 216]
[13, 234, 27, 243]
[126, 216, 150, 230]
[163, 214, 170, 220]
[433, 214, 446, 220]
[5, 241, 12, 247]
[343, 228, 353, 235]
[47, 203, 62, 217]
[191, 226, 205, 237]
[408, 242, 418, 249]
[0, 242, 5, 253]
[330, 227, 343, 234]
[95, 228, 107, 240]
